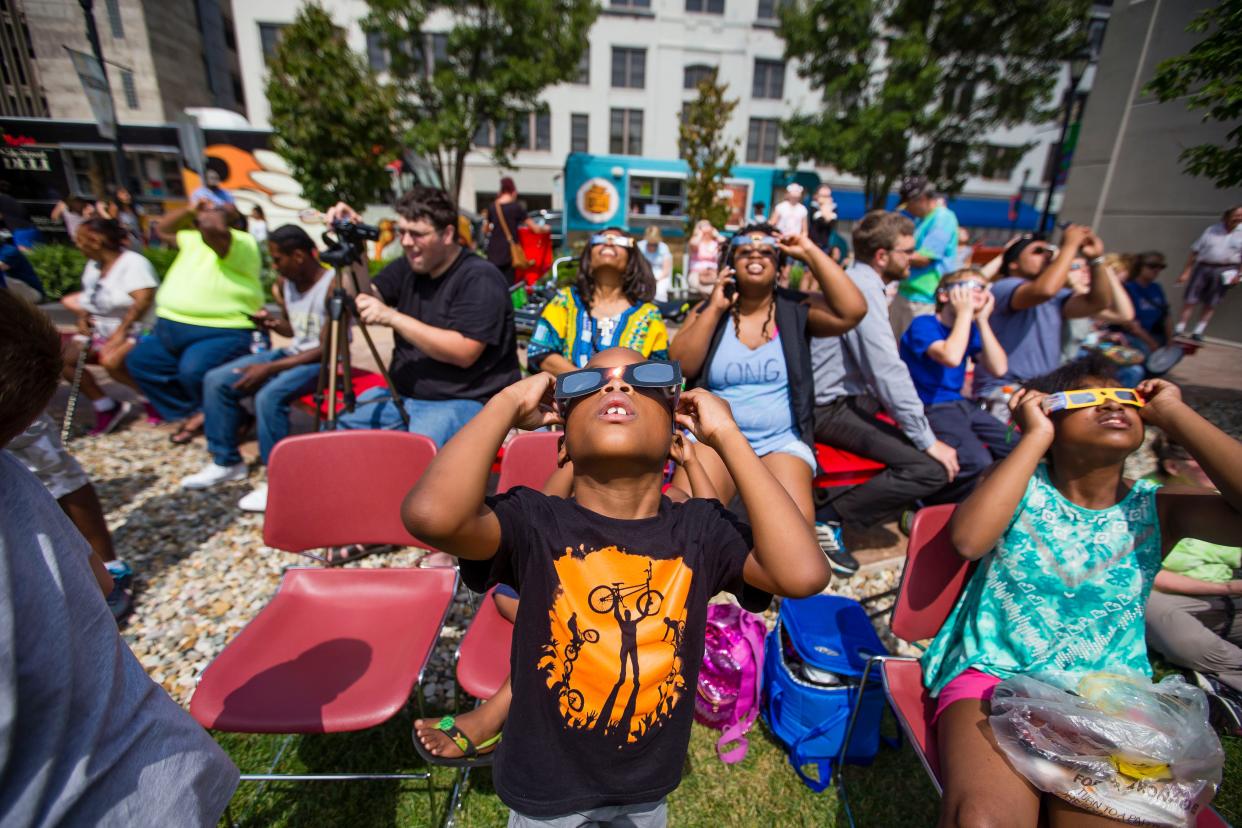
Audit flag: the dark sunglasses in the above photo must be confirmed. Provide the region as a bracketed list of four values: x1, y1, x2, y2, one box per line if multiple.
[1143, 261, 1167, 270]
[554, 360, 683, 409]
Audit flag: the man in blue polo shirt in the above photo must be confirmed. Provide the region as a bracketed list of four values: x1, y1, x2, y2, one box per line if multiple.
[891, 176, 958, 338]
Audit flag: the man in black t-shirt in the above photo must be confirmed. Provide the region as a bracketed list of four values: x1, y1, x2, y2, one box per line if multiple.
[325, 187, 519, 446]
[402, 348, 831, 824]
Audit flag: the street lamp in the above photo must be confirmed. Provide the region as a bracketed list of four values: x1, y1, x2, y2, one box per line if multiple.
[1039, 48, 1093, 234]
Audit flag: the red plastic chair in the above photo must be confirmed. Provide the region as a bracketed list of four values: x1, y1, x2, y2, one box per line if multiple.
[839, 505, 1231, 826]
[189, 430, 457, 783]
[497, 431, 562, 494]
[813, 443, 886, 489]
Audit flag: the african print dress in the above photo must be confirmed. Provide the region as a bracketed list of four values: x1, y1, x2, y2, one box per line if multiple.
[527, 287, 669, 370]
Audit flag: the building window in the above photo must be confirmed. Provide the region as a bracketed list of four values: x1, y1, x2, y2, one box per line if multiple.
[258, 23, 287, 65]
[121, 70, 138, 109]
[366, 32, 388, 71]
[610, 108, 643, 155]
[609, 0, 651, 8]
[978, 144, 1021, 181]
[752, 59, 784, 99]
[756, 0, 788, 20]
[474, 120, 494, 148]
[574, 45, 590, 84]
[746, 118, 779, 163]
[611, 47, 646, 89]
[105, 0, 124, 39]
[685, 0, 724, 13]
[571, 113, 589, 153]
[683, 64, 715, 91]
[930, 141, 967, 182]
[630, 175, 686, 219]
[413, 32, 449, 77]
[942, 81, 975, 116]
[475, 112, 551, 151]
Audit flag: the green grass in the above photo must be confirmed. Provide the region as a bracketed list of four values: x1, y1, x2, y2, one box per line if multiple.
[215, 700, 1240, 827]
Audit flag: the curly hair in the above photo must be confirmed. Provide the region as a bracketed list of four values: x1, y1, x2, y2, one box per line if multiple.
[575, 226, 655, 310]
[718, 223, 781, 342]
[1024, 353, 1119, 395]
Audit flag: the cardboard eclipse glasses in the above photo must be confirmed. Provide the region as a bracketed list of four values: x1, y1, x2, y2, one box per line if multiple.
[1041, 388, 1145, 414]
[554, 361, 683, 412]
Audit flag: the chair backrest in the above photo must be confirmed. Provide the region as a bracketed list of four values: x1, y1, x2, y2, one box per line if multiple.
[890, 504, 975, 643]
[497, 431, 561, 494]
[455, 588, 515, 700]
[264, 430, 437, 553]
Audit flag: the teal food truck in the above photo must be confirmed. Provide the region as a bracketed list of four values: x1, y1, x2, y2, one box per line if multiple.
[561, 151, 1040, 240]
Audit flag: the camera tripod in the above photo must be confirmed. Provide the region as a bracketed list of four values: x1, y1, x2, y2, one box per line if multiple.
[313, 263, 409, 432]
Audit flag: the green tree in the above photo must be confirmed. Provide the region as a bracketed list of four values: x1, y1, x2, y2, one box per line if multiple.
[265, 4, 399, 207]
[364, 0, 598, 202]
[778, 0, 1089, 209]
[678, 69, 739, 230]
[1145, 0, 1242, 189]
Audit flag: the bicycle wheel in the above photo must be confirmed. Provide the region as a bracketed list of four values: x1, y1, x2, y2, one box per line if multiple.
[588, 585, 617, 614]
[636, 588, 664, 617]
[582, 629, 600, 643]
[566, 689, 584, 712]
[565, 643, 579, 661]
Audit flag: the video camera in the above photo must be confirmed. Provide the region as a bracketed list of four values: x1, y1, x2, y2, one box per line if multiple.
[320, 219, 381, 268]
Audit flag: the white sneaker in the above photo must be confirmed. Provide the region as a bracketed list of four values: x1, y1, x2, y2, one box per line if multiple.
[238, 483, 268, 512]
[180, 461, 247, 490]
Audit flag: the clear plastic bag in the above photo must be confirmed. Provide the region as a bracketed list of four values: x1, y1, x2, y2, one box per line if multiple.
[989, 671, 1224, 827]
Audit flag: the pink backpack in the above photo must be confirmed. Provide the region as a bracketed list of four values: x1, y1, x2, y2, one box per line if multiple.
[694, 603, 767, 763]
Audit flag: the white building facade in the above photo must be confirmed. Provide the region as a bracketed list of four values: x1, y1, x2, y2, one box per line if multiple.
[232, 0, 1100, 235]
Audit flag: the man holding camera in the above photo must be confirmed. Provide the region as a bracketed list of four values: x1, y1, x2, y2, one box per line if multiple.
[324, 186, 519, 445]
[179, 225, 330, 511]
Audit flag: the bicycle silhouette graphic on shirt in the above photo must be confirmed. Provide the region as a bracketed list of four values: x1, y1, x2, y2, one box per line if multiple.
[556, 612, 601, 713]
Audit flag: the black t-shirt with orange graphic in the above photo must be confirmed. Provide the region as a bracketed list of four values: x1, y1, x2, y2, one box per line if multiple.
[464, 486, 769, 817]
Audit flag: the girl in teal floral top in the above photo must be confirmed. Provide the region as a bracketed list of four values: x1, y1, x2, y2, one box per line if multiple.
[928, 354, 1242, 828]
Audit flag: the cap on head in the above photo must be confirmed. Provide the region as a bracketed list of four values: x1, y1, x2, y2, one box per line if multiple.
[898, 175, 933, 206]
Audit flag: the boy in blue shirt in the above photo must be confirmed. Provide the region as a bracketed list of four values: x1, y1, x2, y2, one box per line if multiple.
[900, 268, 1012, 486]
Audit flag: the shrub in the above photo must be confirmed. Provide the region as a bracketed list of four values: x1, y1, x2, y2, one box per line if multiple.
[25, 244, 86, 300]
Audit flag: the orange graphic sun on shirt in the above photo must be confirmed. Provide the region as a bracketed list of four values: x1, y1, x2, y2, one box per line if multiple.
[538, 544, 692, 746]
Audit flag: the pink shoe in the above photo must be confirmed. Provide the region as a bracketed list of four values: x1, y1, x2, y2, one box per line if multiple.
[143, 402, 164, 425]
[88, 401, 135, 436]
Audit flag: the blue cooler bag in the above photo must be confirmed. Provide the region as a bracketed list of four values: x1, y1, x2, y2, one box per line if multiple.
[762, 594, 891, 791]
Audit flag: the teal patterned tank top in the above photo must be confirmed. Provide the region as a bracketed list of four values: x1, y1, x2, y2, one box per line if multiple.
[921, 464, 1162, 695]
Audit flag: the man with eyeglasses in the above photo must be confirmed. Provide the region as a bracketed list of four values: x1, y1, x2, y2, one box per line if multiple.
[973, 225, 1112, 422]
[323, 187, 520, 445]
[810, 210, 962, 573]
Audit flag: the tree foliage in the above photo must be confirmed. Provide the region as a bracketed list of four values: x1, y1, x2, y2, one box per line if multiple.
[778, 0, 1089, 209]
[1145, 0, 1242, 190]
[364, 0, 598, 201]
[679, 69, 739, 231]
[265, 4, 399, 207]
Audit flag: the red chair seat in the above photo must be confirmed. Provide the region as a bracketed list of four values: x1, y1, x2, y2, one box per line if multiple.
[813, 443, 886, 488]
[456, 589, 514, 700]
[190, 567, 456, 733]
[882, 659, 942, 791]
[295, 370, 385, 417]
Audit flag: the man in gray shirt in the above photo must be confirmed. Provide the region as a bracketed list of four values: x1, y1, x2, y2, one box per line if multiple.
[811, 211, 961, 572]
[0, 289, 238, 827]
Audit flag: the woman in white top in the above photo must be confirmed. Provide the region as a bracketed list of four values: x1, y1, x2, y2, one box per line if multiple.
[60, 217, 159, 434]
[641, 226, 673, 302]
[248, 205, 268, 243]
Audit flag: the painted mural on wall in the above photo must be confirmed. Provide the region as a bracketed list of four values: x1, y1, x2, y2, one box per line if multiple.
[182, 143, 311, 232]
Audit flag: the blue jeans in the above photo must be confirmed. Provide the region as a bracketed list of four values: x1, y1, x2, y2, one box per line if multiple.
[331, 387, 483, 448]
[126, 319, 254, 420]
[202, 349, 321, 466]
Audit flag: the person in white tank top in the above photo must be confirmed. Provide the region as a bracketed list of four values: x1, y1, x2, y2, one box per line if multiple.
[181, 225, 331, 511]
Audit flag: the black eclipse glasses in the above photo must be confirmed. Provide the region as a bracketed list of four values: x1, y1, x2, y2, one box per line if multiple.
[554, 360, 683, 411]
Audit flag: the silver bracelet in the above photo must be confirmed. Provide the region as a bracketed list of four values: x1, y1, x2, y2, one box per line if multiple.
[1089, 256, 1107, 267]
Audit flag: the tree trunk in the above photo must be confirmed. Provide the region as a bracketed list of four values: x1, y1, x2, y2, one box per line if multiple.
[450, 145, 468, 206]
